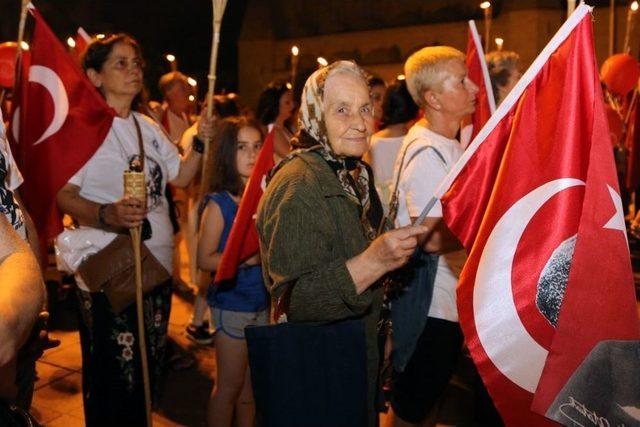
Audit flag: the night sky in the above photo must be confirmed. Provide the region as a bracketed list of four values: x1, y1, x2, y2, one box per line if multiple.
[0, 0, 614, 102]
[0, 0, 248, 100]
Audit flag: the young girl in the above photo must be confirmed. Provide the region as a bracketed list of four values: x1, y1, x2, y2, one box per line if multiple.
[198, 117, 268, 427]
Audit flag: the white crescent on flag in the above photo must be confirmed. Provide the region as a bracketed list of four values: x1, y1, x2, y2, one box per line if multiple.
[474, 178, 585, 392]
[28, 65, 69, 145]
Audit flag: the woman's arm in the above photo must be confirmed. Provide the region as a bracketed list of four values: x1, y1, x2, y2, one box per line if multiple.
[13, 190, 41, 266]
[411, 216, 463, 254]
[0, 216, 45, 366]
[56, 183, 146, 230]
[257, 169, 425, 322]
[197, 199, 224, 272]
[170, 115, 214, 188]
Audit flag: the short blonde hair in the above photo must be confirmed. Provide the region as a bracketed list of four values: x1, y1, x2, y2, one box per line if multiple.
[404, 46, 465, 107]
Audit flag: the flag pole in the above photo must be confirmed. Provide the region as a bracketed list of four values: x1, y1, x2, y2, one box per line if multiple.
[16, 0, 29, 54]
[124, 170, 153, 427]
[610, 0, 616, 56]
[199, 0, 229, 203]
[14, 0, 29, 89]
[414, 4, 594, 223]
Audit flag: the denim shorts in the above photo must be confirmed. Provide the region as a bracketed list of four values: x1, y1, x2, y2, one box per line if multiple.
[211, 308, 269, 339]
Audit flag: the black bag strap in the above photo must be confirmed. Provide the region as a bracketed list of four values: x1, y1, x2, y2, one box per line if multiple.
[384, 139, 446, 229]
[131, 114, 145, 171]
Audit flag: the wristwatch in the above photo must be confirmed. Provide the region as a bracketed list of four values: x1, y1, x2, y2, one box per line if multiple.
[98, 203, 110, 227]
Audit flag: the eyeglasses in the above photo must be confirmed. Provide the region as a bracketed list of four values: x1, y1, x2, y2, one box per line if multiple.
[109, 56, 145, 71]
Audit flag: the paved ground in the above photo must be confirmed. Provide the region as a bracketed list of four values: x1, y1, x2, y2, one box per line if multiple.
[31, 232, 640, 426]
[32, 238, 215, 427]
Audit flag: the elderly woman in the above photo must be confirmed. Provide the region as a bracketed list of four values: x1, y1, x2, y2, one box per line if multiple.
[56, 34, 211, 426]
[485, 50, 521, 106]
[256, 61, 426, 426]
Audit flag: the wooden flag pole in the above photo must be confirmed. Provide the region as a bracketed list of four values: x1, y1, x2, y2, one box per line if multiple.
[16, 0, 29, 51]
[124, 170, 153, 427]
[199, 0, 229, 203]
[15, 0, 29, 80]
[610, 0, 616, 56]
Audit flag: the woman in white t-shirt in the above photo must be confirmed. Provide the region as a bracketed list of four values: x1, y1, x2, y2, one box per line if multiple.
[364, 79, 418, 211]
[56, 34, 212, 426]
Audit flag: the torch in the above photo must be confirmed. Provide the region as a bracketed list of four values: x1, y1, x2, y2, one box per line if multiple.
[480, 2, 492, 53]
[199, 0, 229, 203]
[291, 45, 299, 89]
[624, 1, 639, 54]
[123, 166, 153, 427]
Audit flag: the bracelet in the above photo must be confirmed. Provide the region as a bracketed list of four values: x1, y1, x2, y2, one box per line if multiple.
[98, 203, 110, 227]
[192, 136, 205, 154]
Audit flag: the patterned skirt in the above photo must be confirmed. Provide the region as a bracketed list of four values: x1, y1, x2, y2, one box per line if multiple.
[76, 280, 172, 427]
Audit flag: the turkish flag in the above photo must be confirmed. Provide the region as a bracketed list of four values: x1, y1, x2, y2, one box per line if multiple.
[460, 20, 496, 148]
[437, 5, 639, 426]
[72, 27, 92, 63]
[10, 6, 114, 243]
[214, 130, 275, 284]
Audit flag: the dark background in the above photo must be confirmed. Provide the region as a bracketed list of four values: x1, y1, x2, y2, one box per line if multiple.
[0, 0, 608, 101]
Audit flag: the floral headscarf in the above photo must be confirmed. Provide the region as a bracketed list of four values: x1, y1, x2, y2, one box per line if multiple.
[270, 60, 384, 241]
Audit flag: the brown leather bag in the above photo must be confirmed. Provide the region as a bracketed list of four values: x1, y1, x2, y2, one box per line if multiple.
[77, 234, 170, 314]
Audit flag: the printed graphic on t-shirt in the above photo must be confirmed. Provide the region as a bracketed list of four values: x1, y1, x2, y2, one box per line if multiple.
[128, 154, 164, 210]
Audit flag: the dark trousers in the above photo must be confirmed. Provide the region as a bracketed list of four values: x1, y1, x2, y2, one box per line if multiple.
[77, 281, 172, 427]
[391, 317, 503, 426]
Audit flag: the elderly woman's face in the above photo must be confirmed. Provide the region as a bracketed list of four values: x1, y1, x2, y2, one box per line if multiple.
[90, 42, 143, 101]
[323, 72, 374, 158]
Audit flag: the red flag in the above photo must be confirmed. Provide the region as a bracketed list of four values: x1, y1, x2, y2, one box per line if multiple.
[434, 5, 639, 426]
[10, 6, 114, 243]
[72, 27, 91, 62]
[460, 20, 496, 147]
[214, 130, 275, 283]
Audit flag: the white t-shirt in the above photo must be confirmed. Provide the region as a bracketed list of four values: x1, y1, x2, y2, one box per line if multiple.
[368, 134, 404, 209]
[0, 111, 26, 239]
[392, 123, 466, 322]
[65, 112, 180, 289]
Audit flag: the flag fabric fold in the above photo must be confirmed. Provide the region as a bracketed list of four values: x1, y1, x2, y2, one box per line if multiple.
[213, 130, 275, 284]
[431, 4, 639, 425]
[9, 6, 115, 243]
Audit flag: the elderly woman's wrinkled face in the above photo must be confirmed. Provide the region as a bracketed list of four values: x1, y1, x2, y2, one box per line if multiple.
[89, 42, 143, 101]
[323, 72, 374, 158]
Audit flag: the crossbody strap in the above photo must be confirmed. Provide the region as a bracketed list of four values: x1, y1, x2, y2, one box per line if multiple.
[384, 140, 446, 230]
[131, 114, 145, 171]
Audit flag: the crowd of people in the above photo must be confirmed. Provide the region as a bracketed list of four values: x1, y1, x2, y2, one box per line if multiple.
[0, 23, 628, 427]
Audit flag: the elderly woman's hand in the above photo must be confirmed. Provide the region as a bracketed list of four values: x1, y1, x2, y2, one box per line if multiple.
[367, 225, 429, 272]
[347, 225, 429, 294]
[196, 114, 216, 142]
[102, 196, 147, 229]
